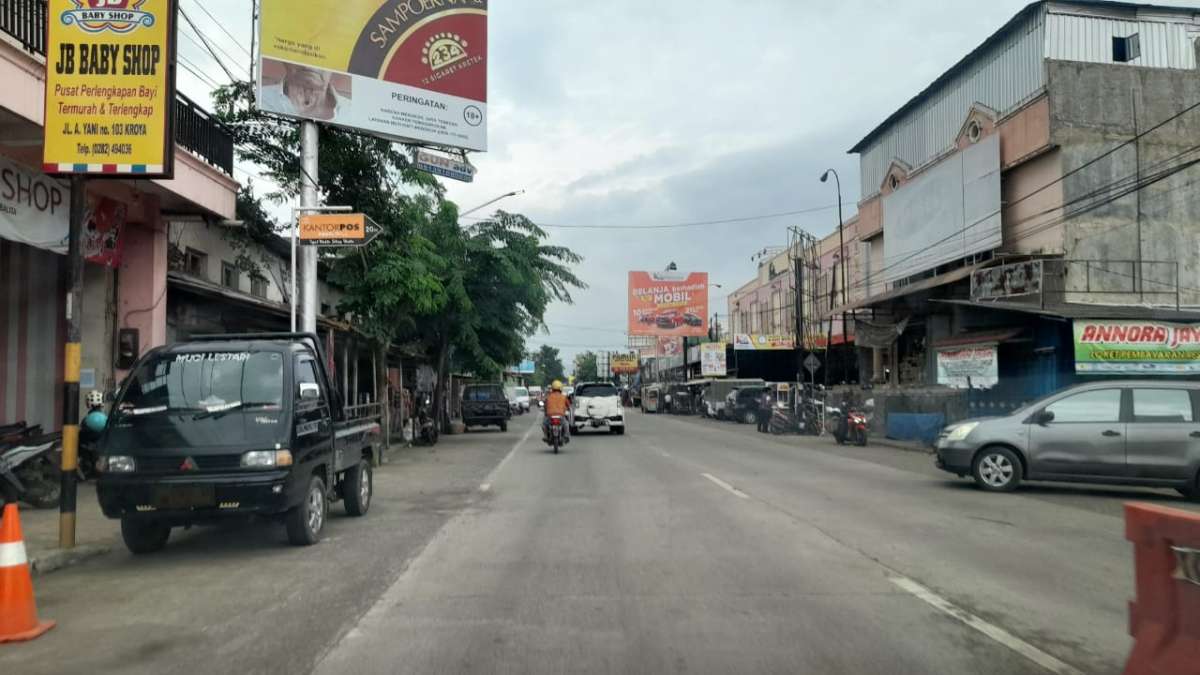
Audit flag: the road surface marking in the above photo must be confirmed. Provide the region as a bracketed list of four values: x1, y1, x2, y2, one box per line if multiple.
[701, 472, 750, 499]
[889, 576, 1083, 675]
[480, 419, 537, 492]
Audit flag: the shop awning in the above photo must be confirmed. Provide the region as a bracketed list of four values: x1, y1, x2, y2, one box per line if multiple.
[932, 328, 1023, 349]
[930, 299, 1200, 323]
[827, 262, 987, 317]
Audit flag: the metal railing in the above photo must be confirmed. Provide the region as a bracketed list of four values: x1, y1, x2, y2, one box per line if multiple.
[1, 0, 44, 53]
[1, 0, 234, 176]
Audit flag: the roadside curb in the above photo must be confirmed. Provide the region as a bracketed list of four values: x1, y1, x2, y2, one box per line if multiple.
[871, 438, 936, 455]
[30, 544, 111, 576]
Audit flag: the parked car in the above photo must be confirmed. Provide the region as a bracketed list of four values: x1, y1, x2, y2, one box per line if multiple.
[705, 379, 765, 419]
[96, 333, 381, 553]
[655, 312, 681, 330]
[508, 386, 531, 414]
[462, 384, 510, 432]
[935, 380, 1200, 499]
[572, 382, 625, 435]
[726, 387, 766, 425]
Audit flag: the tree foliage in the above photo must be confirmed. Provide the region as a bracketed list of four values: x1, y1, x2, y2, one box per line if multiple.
[532, 345, 566, 387]
[573, 351, 599, 382]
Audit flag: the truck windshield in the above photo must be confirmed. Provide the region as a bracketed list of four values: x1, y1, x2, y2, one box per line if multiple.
[106, 351, 286, 450]
[578, 384, 618, 397]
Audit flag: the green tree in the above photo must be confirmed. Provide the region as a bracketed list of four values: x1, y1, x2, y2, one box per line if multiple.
[573, 351, 599, 382]
[533, 345, 566, 387]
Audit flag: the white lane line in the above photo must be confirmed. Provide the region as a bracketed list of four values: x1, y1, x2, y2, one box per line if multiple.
[889, 576, 1083, 675]
[479, 420, 537, 492]
[701, 472, 750, 499]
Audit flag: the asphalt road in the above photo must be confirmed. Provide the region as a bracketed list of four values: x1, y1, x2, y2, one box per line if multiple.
[6, 410, 1186, 673]
[316, 411, 1185, 675]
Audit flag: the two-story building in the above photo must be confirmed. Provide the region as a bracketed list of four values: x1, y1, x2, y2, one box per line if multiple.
[835, 0, 1200, 416]
[0, 3, 237, 432]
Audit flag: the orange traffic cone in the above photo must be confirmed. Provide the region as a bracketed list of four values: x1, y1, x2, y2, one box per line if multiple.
[0, 502, 55, 642]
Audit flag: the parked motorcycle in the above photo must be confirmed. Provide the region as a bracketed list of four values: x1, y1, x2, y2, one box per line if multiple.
[830, 406, 868, 446]
[416, 395, 439, 446]
[545, 415, 565, 453]
[0, 435, 62, 508]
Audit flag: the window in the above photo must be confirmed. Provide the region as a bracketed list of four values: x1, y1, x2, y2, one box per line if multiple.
[1113, 33, 1141, 63]
[889, 175, 900, 190]
[221, 262, 240, 290]
[295, 359, 324, 401]
[1132, 389, 1193, 423]
[966, 120, 982, 143]
[1045, 389, 1121, 423]
[184, 248, 207, 279]
[250, 275, 268, 299]
[320, 303, 331, 316]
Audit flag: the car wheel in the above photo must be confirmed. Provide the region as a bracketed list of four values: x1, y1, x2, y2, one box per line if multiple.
[500, 421, 508, 432]
[286, 475, 328, 546]
[614, 426, 625, 435]
[972, 447, 1022, 492]
[1178, 472, 1200, 501]
[121, 518, 170, 554]
[343, 460, 372, 517]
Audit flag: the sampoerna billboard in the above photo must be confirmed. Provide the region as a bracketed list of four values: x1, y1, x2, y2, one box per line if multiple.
[1074, 320, 1200, 374]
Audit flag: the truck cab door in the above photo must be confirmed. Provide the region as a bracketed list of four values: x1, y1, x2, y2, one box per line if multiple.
[293, 356, 334, 470]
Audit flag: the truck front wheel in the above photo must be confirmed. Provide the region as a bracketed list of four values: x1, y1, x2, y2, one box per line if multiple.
[121, 518, 170, 554]
[343, 460, 372, 517]
[286, 475, 327, 545]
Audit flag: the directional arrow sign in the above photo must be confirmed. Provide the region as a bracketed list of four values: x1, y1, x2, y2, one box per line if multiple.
[299, 213, 381, 247]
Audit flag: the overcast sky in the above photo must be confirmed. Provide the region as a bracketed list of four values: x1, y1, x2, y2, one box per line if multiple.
[178, 0, 1197, 371]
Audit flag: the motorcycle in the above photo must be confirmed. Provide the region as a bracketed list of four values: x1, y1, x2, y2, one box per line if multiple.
[0, 435, 62, 508]
[416, 396, 439, 446]
[545, 415, 565, 453]
[830, 406, 869, 446]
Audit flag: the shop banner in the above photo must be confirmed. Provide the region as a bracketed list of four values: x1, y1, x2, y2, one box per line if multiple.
[657, 336, 682, 358]
[1074, 320, 1200, 374]
[628, 270, 709, 337]
[44, 0, 177, 177]
[700, 343, 727, 376]
[258, 0, 487, 151]
[733, 334, 795, 351]
[610, 354, 638, 375]
[0, 156, 68, 253]
[936, 346, 998, 388]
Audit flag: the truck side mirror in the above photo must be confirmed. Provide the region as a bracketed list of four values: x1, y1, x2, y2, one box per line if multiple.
[299, 382, 321, 401]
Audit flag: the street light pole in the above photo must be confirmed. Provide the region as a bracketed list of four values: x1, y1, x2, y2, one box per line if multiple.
[821, 169, 849, 384]
[460, 189, 525, 218]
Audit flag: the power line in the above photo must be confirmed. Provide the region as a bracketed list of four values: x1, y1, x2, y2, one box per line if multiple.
[464, 202, 857, 230]
[178, 57, 222, 90]
[189, 0, 252, 58]
[179, 7, 241, 83]
[179, 23, 249, 81]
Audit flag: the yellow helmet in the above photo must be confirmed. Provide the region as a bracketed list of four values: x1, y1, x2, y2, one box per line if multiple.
[551, 380, 563, 391]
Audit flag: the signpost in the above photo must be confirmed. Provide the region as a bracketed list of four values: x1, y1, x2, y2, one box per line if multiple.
[43, 0, 178, 549]
[298, 213, 381, 247]
[804, 353, 822, 375]
[414, 149, 475, 183]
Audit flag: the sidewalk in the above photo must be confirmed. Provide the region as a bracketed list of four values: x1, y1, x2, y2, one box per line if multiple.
[14, 441, 419, 576]
[15, 482, 115, 575]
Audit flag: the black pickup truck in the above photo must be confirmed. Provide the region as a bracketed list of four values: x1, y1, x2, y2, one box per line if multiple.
[95, 333, 382, 553]
[462, 384, 510, 432]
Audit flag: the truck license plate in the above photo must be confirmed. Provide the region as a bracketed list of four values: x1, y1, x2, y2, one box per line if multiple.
[153, 485, 216, 509]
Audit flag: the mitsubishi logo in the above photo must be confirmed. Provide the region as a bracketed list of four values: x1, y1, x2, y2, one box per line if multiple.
[179, 457, 198, 472]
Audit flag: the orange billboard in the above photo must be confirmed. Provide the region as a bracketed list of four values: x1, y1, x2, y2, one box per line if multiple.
[629, 271, 709, 337]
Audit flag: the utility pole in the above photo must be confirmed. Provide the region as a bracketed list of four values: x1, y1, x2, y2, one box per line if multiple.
[59, 177, 86, 548]
[299, 121, 320, 333]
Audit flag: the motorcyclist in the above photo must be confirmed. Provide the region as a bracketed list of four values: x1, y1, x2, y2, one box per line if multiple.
[543, 380, 570, 443]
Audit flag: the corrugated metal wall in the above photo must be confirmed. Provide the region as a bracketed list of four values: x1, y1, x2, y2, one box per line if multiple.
[1, 239, 64, 431]
[1045, 12, 1199, 70]
[859, 11, 1047, 197]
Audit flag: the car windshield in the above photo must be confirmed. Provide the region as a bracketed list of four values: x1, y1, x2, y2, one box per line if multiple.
[514, 387, 528, 397]
[576, 384, 618, 397]
[106, 351, 285, 450]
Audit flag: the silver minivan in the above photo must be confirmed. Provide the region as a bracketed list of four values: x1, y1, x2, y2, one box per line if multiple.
[935, 380, 1200, 500]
